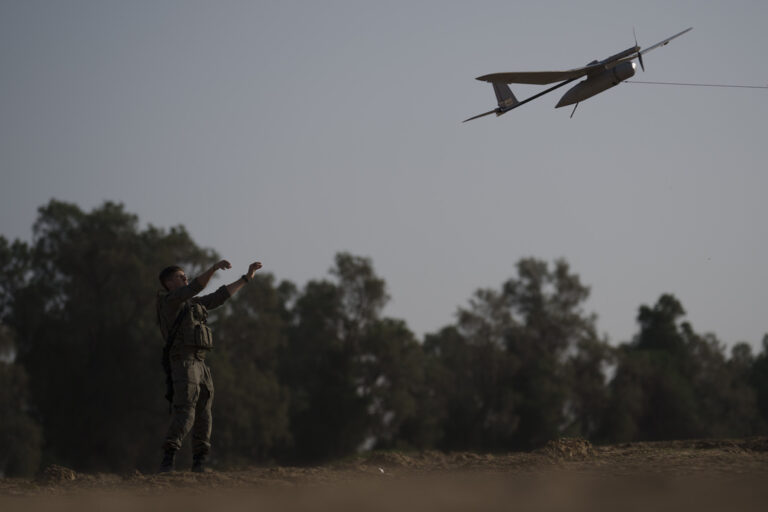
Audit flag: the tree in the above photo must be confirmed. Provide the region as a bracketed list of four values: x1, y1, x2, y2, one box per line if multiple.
[0, 236, 31, 321]
[749, 336, 768, 430]
[424, 258, 609, 451]
[359, 318, 434, 450]
[0, 323, 43, 477]
[281, 253, 427, 462]
[605, 295, 702, 441]
[503, 258, 607, 448]
[603, 294, 760, 442]
[423, 324, 519, 451]
[282, 276, 364, 462]
[562, 337, 614, 439]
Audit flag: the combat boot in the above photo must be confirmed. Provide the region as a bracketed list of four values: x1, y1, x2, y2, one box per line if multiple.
[158, 449, 176, 473]
[191, 453, 207, 473]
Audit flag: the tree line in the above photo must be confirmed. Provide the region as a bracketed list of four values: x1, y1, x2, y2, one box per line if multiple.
[1, 200, 767, 476]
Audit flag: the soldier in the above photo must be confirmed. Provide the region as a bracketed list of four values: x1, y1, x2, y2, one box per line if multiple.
[156, 258, 262, 473]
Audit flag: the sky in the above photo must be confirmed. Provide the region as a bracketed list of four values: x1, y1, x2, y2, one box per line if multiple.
[2, 0, 767, 350]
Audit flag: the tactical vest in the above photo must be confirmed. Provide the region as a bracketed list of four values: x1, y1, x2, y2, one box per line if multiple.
[178, 302, 213, 350]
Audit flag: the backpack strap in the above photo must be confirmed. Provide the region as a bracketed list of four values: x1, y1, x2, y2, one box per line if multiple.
[166, 303, 189, 347]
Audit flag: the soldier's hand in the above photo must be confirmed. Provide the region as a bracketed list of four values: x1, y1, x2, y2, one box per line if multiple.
[247, 261, 263, 279]
[215, 260, 232, 271]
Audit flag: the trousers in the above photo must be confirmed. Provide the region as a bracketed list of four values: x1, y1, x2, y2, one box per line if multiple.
[163, 357, 214, 455]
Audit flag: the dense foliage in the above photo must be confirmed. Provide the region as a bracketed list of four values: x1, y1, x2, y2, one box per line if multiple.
[0, 200, 766, 476]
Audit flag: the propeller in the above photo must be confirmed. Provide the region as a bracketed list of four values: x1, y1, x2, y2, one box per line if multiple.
[634, 28, 645, 72]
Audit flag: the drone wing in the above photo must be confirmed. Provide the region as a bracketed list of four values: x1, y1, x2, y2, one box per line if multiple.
[476, 66, 594, 85]
[479, 28, 692, 84]
[639, 27, 693, 56]
[610, 27, 694, 67]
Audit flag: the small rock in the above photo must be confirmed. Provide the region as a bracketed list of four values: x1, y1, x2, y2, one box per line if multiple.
[37, 464, 77, 483]
[538, 438, 595, 461]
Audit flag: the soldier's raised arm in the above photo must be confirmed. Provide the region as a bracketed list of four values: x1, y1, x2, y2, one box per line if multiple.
[193, 259, 232, 290]
[194, 261, 262, 310]
[225, 261, 263, 296]
[161, 259, 231, 305]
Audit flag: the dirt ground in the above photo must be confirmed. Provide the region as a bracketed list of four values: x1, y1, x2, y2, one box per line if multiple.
[2, 438, 768, 511]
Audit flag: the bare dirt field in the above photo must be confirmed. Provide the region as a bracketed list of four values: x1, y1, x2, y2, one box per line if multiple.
[2, 438, 768, 511]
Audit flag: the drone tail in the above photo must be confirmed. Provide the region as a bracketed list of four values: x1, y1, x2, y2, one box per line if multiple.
[492, 82, 518, 113]
[462, 82, 520, 122]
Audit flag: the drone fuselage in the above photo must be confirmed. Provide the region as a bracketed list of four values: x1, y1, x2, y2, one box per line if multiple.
[556, 61, 636, 107]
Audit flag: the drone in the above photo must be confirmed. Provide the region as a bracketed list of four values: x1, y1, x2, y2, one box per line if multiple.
[464, 27, 693, 121]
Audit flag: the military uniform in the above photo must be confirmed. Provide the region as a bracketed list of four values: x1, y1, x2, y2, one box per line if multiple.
[157, 278, 231, 458]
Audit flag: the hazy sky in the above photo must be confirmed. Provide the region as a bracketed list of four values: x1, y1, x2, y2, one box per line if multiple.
[2, 0, 767, 350]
